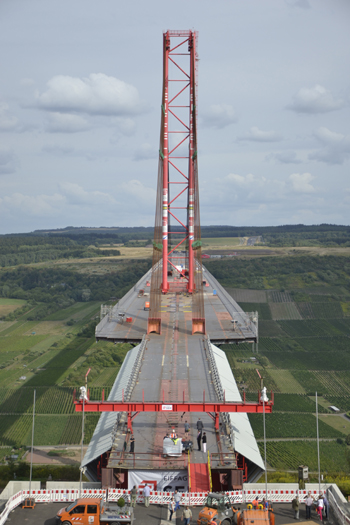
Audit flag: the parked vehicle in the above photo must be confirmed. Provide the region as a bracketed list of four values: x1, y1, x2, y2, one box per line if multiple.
[56, 497, 134, 525]
[197, 493, 240, 525]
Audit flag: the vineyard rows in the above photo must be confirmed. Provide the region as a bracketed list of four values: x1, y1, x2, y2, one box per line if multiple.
[227, 288, 267, 303]
[272, 393, 328, 413]
[0, 386, 111, 414]
[265, 350, 350, 371]
[267, 370, 306, 394]
[268, 291, 293, 303]
[296, 302, 315, 319]
[325, 396, 350, 412]
[249, 413, 343, 439]
[311, 302, 344, 319]
[270, 303, 302, 321]
[278, 320, 343, 337]
[259, 321, 286, 337]
[0, 414, 101, 447]
[260, 441, 348, 472]
[0, 415, 32, 446]
[292, 371, 350, 396]
[296, 336, 350, 352]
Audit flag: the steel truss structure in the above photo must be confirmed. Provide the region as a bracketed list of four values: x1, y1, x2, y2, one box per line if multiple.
[148, 30, 205, 335]
[75, 391, 273, 434]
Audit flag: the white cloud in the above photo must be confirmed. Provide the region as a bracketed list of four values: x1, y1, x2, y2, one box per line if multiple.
[59, 182, 115, 206]
[210, 172, 287, 207]
[0, 146, 18, 174]
[0, 192, 65, 216]
[0, 102, 19, 131]
[134, 143, 157, 161]
[37, 73, 142, 116]
[308, 127, 350, 165]
[201, 104, 238, 128]
[289, 172, 315, 193]
[113, 117, 136, 136]
[266, 151, 302, 164]
[46, 112, 90, 133]
[225, 172, 266, 187]
[287, 85, 345, 114]
[121, 179, 156, 204]
[237, 126, 282, 142]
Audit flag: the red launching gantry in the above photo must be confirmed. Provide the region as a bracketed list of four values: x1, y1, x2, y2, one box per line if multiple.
[74, 388, 274, 434]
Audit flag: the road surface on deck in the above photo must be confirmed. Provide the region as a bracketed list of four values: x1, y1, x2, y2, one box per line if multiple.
[9, 501, 331, 525]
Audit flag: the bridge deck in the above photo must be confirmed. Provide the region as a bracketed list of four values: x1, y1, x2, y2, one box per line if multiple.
[95, 266, 257, 345]
[107, 292, 236, 470]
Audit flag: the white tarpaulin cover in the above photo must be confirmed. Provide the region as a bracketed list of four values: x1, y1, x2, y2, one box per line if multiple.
[163, 437, 183, 456]
[128, 470, 188, 492]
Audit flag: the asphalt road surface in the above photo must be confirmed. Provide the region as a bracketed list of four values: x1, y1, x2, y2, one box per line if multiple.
[8, 501, 333, 525]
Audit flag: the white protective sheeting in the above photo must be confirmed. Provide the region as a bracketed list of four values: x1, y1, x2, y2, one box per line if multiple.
[210, 343, 265, 470]
[82, 343, 141, 468]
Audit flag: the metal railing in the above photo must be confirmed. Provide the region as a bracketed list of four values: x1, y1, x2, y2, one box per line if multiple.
[188, 450, 192, 492]
[328, 487, 350, 525]
[210, 452, 237, 469]
[107, 451, 188, 470]
[203, 335, 232, 442]
[207, 450, 213, 492]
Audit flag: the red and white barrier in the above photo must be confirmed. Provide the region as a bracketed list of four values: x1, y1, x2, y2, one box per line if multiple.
[0, 483, 347, 525]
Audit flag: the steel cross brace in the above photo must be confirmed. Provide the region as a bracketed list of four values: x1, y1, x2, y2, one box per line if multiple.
[75, 399, 273, 414]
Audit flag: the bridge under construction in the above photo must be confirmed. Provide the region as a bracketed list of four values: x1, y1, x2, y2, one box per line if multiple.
[77, 30, 272, 494]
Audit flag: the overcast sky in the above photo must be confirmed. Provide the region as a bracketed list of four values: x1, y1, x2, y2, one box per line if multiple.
[0, 0, 349, 234]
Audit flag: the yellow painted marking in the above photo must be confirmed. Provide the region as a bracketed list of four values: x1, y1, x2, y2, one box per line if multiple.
[162, 355, 165, 366]
[187, 355, 189, 367]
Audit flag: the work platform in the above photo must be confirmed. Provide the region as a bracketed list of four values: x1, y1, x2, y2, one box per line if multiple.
[95, 263, 258, 345]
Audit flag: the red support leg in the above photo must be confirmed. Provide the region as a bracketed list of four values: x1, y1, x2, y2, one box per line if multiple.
[215, 413, 220, 432]
[127, 412, 133, 433]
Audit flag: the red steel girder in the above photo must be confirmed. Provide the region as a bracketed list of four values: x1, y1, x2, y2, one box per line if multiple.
[75, 400, 273, 414]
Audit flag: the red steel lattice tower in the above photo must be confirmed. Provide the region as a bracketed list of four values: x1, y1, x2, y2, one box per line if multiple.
[148, 30, 205, 335]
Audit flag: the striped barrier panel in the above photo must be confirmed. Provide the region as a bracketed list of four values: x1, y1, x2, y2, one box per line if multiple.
[108, 488, 131, 502]
[0, 490, 24, 525]
[51, 489, 77, 502]
[1, 485, 346, 519]
[22, 490, 51, 502]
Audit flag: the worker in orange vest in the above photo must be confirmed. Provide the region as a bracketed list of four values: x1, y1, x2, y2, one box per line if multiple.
[252, 496, 259, 509]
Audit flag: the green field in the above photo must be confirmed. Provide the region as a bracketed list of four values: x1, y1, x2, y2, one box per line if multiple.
[0, 242, 350, 477]
[249, 413, 343, 439]
[259, 441, 349, 472]
[213, 255, 350, 474]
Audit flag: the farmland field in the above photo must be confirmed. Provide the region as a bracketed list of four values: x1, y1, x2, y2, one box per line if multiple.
[269, 303, 302, 320]
[260, 441, 349, 472]
[259, 321, 287, 337]
[239, 302, 272, 320]
[0, 300, 27, 317]
[267, 370, 306, 394]
[226, 288, 267, 303]
[318, 414, 350, 434]
[249, 413, 343, 439]
[324, 396, 350, 412]
[272, 393, 328, 413]
[0, 246, 350, 477]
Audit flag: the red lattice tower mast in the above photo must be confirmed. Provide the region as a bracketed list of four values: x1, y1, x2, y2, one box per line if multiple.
[148, 30, 205, 335]
[161, 30, 196, 293]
